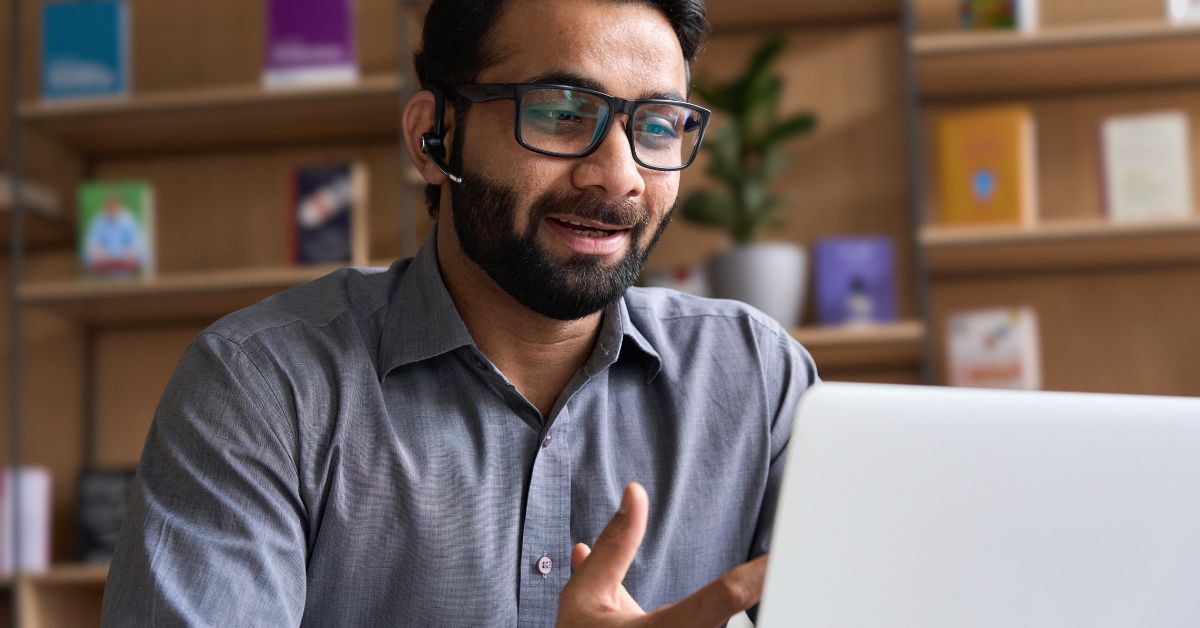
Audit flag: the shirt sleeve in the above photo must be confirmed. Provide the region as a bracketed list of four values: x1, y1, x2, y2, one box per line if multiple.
[101, 332, 307, 627]
[746, 327, 819, 622]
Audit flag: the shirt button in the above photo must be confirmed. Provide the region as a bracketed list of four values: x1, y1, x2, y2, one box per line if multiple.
[537, 555, 553, 575]
[541, 434, 552, 448]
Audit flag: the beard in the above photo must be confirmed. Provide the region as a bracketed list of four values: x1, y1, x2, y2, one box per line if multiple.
[448, 166, 673, 322]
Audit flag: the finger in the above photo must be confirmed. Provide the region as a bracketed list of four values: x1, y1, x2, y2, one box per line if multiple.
[570, 482, 649, 592]
[650, 554, 769, 628]
[571, 542, 591, 570]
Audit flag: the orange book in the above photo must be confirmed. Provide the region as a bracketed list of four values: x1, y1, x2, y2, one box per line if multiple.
[936, 106, 1037, 227]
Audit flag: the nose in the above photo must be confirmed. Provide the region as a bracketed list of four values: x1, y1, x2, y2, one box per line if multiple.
[570, 117, 646, 201]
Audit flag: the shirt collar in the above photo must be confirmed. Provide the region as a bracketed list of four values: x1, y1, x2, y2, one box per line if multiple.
[378, 228, 663, 382]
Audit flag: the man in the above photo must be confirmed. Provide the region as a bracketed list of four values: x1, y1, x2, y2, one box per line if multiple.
[101, 0, 817, 625]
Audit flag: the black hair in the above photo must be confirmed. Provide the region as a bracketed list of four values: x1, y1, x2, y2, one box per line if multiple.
[412, 0, 710, 217]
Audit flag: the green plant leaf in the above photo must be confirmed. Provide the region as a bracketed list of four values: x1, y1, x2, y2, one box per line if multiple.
[680, 190, 737, 229]
[762, 113, 816, 149]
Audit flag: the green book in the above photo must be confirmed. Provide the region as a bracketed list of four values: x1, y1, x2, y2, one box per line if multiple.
[78, 181, 155, 280]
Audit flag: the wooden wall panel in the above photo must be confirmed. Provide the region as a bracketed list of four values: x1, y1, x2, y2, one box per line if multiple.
[923, 87, 1200, 225]
[930, 267, 1200, 396]
[652, 23, 915, 323]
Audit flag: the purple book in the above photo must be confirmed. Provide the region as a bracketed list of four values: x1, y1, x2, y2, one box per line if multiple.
[264, 0, 358, 88]
[813, 236, 897, 326]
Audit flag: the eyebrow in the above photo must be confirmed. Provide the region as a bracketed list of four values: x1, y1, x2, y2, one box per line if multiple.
[524, 71, 687, 102]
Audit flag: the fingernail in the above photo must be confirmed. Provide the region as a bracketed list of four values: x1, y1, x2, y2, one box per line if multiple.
[619, 485, 631, 515]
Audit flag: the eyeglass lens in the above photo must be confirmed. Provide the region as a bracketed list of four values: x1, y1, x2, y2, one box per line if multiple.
[518, 88, 703, 169]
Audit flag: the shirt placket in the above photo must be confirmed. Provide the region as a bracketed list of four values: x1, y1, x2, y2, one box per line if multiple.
[517, 405, 573, 626]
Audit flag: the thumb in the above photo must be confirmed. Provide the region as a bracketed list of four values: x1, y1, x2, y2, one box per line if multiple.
[571, 482, 649, 592]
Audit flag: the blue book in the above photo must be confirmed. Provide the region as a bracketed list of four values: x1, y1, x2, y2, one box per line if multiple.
[813, 236, 897, 326]
[290, 163, 368, 266]
[41, 0, 130, 101]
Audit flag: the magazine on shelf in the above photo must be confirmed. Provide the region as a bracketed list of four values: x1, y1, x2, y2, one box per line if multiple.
[936, 105, 1038, 228]
[1101, 110, 1196, 222]
[0, 467, 53, 575]
[78, 181, 155, 280]
[77, 468, 138, 564]
[946, 306, 1041, 390]
[1166, 0, 1200, 22]
[960, 0, 1038, 32]
[40, 0, 130, 101]
[813, 236, 897, 327]
[290, 162, 369, 266]
[264, 0, 359, 88]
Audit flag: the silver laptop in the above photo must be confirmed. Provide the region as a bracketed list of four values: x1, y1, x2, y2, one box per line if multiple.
[758, 382, 1200, 628]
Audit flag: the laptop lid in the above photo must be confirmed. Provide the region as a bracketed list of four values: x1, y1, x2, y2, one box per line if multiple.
[758, 382, 1200, 628]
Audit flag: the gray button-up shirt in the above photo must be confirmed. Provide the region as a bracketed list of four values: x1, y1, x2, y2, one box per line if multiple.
[101, 233, 818, 627]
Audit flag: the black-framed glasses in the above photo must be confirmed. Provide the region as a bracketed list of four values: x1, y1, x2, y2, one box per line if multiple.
[447, 83, 711, 171]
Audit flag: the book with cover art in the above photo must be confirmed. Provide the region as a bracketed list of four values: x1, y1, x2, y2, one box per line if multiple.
[76, 468, 137, 564]
[1101, 110, 1195, 222]
[946, 307, 1041, 389]
[41, 0, 130, 101]
[264, 0, 358, 88]
[78, 181, 155, 280]
[1167, 0, 1200, 22]
[290, 163, 368, 266]
[960, 0, 1038, 31]
[813, 236, 897, 327]
[936, 106, 1038, 228]
[0, 467, 52, 575]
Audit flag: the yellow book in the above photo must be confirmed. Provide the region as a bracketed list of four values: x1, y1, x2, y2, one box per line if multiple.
[936, 106, 1037, 227]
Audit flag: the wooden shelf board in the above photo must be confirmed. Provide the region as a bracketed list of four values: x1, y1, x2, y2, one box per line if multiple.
[18, 74, 403, 157]
[706, 0, 898, 30]
[921, 219, 1200, 276]
[18, 262, 389, 325]
[16, 563, 108, 586]
[790, 320, 925, 370]
[913, 20, 1200, 98]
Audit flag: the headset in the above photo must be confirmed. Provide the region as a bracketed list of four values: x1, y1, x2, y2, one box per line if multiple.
[419, 86, 464, 184]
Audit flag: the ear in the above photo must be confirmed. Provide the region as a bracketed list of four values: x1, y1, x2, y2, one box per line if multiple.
[402, 90, 455, 186]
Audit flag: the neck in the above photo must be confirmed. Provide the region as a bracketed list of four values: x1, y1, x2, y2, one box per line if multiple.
[435, 222, 603, 418]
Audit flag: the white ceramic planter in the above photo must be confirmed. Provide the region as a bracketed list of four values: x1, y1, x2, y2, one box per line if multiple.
[707, 243, 807, 328]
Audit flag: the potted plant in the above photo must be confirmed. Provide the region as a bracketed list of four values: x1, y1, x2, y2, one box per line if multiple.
[682, 36, 816, 328]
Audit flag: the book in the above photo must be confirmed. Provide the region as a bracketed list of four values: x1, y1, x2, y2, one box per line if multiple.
[264, 0, 358, 88]
[0, 172, 61, 217]
[0, 467, 53, 575]
[1101, 110, 1195, 222]
[78, 181, 155, 280]
[1167, 0, 1200, 22]
[946, 307, 1041, 389]
[76, 469, 137, 564]
[960, 0, 1038, 32]
[290, 163, 368, 266]
[936, 106, 1038, 228]
[40, 0, 130, 101]
[813, 236, 897, 327]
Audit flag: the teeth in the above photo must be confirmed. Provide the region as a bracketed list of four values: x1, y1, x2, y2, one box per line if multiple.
[571, 228, 608, 238]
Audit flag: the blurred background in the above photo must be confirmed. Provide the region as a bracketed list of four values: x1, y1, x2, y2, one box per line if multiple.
[3, 0, 1200, 625]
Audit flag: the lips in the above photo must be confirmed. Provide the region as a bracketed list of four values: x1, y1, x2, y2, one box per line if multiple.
[542, 214, 632, 256]
[546, 214, 632, 237]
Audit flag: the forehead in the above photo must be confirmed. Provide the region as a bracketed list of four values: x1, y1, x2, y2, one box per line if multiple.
[479, 0, 689, 99]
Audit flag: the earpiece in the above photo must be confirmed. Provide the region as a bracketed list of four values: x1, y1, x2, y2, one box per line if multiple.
[420, 133, 462, 184]
[420, 86, 463, 184]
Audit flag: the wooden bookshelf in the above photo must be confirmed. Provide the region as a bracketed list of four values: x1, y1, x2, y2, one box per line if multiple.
[18, 263, 394, 325]
[913, 20, 1200, 98]
[0, 209, 72, 251]
[706, 0, 897, 30]
[921, 219, 1200, 277]
[17, 564, 108, 628]
[17, 74, 403, 157]
[790, 320, 925, 371]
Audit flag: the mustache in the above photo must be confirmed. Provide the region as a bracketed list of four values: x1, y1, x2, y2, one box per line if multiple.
[528, 190, 650, 228]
